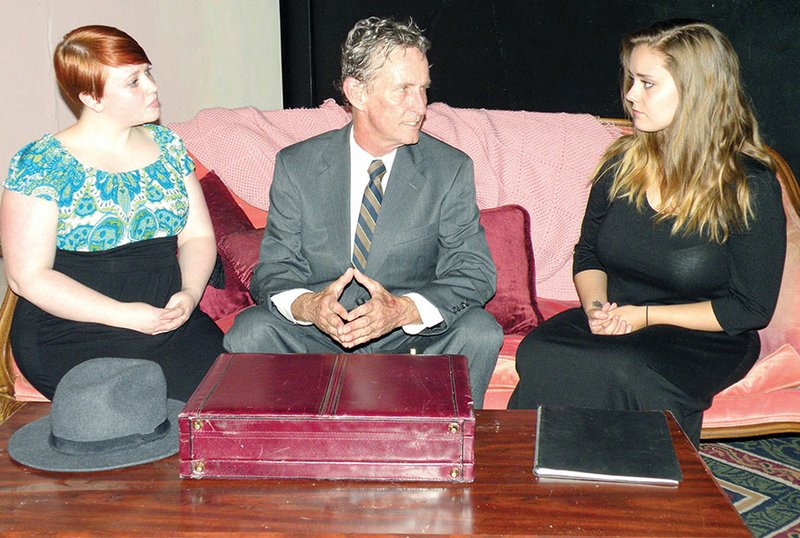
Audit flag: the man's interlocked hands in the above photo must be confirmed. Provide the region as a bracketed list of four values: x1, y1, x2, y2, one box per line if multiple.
[291, 267, 422, 348]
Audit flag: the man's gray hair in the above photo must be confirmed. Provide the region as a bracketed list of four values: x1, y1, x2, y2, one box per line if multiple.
[338, 16, 430, 105]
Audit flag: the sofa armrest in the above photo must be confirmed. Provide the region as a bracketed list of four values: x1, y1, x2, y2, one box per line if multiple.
[0, 288, 25, 421]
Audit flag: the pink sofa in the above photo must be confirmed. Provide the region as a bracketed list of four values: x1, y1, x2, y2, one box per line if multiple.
[2, 100, 799, 439]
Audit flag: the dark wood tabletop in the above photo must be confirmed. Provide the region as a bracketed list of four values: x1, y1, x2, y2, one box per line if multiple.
[0, 404, 748, 536]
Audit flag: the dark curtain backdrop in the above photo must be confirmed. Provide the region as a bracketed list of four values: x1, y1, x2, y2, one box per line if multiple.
[280, 0, 799, 178]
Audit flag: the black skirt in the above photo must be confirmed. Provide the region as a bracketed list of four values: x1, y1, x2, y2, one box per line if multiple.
[508, 307, 759, 446]
[11, 236, 224, 401]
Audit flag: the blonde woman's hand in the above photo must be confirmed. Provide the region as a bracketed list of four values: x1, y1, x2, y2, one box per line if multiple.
[606, 304, 648, 332]
[586, 302, 633, 335]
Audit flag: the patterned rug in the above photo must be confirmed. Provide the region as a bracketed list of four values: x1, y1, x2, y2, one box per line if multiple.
[700, 435, 800, 537]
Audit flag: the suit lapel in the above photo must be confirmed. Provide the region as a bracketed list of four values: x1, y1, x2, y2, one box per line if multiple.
[318, 125, 353, 268]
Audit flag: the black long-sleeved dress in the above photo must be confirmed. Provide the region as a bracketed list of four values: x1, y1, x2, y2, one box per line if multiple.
[508, 156, 786, 445]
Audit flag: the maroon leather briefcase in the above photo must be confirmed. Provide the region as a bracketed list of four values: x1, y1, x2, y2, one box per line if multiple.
[179, 353, 475, 482]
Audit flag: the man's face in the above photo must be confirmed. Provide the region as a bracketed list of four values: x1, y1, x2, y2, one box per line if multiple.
[352, 46, 430, 156]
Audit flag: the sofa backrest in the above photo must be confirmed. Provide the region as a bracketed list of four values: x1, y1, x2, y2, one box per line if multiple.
[170, 100, 618, 302]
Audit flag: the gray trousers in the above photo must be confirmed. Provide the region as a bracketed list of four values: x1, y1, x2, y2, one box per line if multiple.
[223, 305, 503, 409]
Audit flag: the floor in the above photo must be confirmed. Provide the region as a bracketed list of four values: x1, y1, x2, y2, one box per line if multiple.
[701, 434, 800, 537]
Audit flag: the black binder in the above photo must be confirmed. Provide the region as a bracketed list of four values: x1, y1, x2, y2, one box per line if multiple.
[533, 405, 683, 486]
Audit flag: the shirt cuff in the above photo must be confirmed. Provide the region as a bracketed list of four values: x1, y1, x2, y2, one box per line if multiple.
[402, 292, 443, 334]
[271, 288, 313, 325]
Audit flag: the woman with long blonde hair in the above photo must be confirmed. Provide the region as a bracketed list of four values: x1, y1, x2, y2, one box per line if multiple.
[508, 20, 786, 446]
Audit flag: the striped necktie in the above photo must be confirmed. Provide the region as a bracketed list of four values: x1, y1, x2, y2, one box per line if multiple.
[352, 159, 386, 271]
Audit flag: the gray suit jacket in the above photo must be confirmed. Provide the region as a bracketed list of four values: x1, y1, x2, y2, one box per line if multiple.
[250, 124, 497, 335]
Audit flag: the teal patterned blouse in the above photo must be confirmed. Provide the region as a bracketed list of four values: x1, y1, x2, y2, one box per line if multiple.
[4, 124, 194, 252]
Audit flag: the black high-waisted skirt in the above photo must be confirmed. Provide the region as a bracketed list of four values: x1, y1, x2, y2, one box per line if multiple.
[11, 236, 223, 401]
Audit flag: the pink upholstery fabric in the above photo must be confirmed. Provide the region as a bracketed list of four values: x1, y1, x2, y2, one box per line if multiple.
[483, 333, 524, 410]
[702, 390, 800, 429]
[12, 360, 48, 402]
[199, 170, 253, 238]
[170, 101, 614, 301]
[214, 310, 238, 334]
[189, 152, 267, 228]
[171, 102, 351, 211]
[423, 107, 615, 301]
[229, 189, 268, 229]
[703, 345, 800, 429]
[479, 205, 542, 334]
[536, 297, 581, 320]
[197, 171, 254, 319]
[716, 344, 800, 397]
[218, 228, 263, 289]
[483, 295, 578, 410]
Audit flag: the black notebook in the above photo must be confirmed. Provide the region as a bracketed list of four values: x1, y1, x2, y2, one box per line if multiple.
[533, 405, 683, 486]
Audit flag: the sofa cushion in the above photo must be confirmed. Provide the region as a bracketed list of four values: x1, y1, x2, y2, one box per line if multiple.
[480, 205, 543, 334]
[230, 189, 268, 229]
[715, 343, 800, 397]
[200, 170, 253, 238]
[219, 227, 264, 289]
[215, 204, 543, 335]
[483, 333, 525, 409]
[198, 170, 255, 319]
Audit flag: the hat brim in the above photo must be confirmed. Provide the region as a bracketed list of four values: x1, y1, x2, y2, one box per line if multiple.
[8, 399, 184, 472]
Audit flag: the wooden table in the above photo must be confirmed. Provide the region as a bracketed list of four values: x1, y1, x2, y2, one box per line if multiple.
[0, 404, 748, 536]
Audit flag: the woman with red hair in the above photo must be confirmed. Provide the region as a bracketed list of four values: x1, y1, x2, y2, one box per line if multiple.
[0, 25, 223, 401]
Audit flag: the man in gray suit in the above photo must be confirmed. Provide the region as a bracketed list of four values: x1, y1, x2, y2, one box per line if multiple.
[223, 17, 502, 407]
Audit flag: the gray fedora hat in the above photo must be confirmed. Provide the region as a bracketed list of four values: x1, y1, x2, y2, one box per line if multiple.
[8, 357, 184, 472]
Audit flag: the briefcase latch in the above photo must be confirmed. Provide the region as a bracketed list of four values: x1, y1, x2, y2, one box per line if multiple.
[448, 422, 460, 434]
[192, 460, 206, 476]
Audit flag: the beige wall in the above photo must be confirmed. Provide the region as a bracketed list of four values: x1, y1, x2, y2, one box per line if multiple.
[0, 0, 283, 171]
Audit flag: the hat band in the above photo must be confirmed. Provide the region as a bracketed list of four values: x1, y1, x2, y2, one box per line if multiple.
[48, 419, 171, 455]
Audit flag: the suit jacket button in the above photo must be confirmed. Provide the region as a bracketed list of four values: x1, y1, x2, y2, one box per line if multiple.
[356, 297, 366, 306]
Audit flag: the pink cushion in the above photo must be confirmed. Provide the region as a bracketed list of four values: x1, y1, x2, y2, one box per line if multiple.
[218, 228, 263, 289]
[198, 170, 255, 320]
[715, 344, 800, 397]
[703, 389, 800, 429]
[536, 296, 581, 320]
[483, 333, 524, 409]
[200, 170, 253, 237]
[230, 189, 268, 229]
[480, 205, 543, 334]
[12, 358, 48, 402]
[213, 310, 239, 334]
